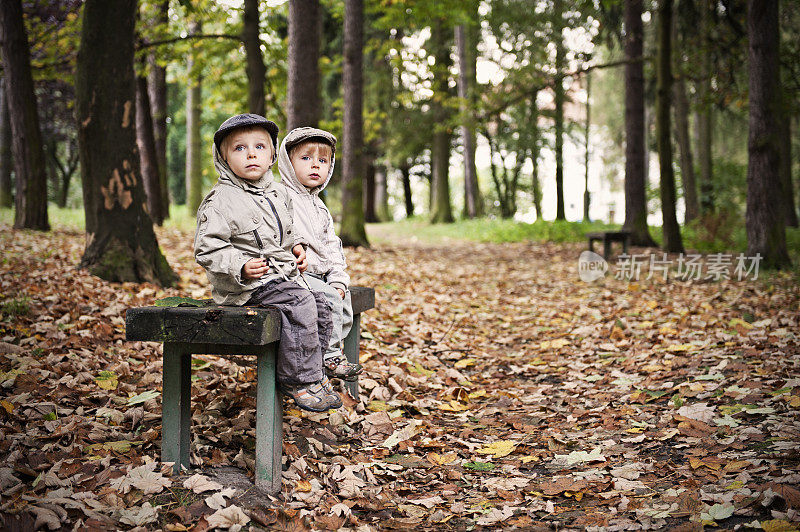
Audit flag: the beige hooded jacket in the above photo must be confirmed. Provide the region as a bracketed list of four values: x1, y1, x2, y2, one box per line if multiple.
[277, 127, 349, 291]
[194, 143, 302, 305]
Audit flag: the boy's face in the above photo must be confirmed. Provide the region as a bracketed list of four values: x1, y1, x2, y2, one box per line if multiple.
[223, 129, 274, 181]
[290, 143, 332, 189]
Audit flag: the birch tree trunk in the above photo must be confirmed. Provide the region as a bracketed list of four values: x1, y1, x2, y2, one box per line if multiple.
[135, 72, 164, 225]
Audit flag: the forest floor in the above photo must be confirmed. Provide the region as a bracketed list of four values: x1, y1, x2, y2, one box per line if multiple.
[1, 223, 799, 531]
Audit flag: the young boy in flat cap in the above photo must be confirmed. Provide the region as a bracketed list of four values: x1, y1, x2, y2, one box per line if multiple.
[194, 113, 341, 412]
[277, 127, 362, 383]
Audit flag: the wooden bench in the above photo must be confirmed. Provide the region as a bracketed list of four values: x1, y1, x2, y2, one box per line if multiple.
[125, 286, 375, 493]
[586, 230, 631, 260]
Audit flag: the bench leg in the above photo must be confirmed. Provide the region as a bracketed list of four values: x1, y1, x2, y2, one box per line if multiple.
[623, 235, 630, 255]
[255, 344, 282, 493]
[343, 312, 361, 398]
[162, 343, 191, 473]
[603, 238, 612, 260]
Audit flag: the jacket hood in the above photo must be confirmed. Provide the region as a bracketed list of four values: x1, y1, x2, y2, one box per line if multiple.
[278, 127, 337, 196]
[213, 142, 275, 191]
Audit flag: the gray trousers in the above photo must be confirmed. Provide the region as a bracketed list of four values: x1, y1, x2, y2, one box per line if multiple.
[304, 274, 353, 361]
[245, 279, 333, 385]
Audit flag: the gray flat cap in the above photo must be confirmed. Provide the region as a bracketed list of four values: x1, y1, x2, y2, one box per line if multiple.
[214, 113, 279, 154]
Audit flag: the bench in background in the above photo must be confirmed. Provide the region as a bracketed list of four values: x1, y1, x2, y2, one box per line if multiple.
[586, 230, 631, 260]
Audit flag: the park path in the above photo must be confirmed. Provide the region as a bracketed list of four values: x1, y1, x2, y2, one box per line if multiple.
[1, 226, 798, 530]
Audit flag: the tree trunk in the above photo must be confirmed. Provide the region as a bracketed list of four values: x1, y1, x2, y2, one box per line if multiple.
[746, 0, 790, 269]
[76, 0, 176, 286]
[375, 164, 390, 221]
[243, 0, 266, 117]
[455, 4, 482, 219]
[185, 21, 203, 215]
[554, 0, 565, 221]
[697, 0, 714, 213]
[778, 97, 798, 227]
[529, 96, 543, 220]
[401, 164, 413, 218]
[287, 0, 321, 130]
[339, 0, 368, 246]
[672, 8, 699, 225]
[674, 77, 699, 223]
[148, 0, 169, 219]
[0, 77, 12, 208]
[656, 0, 683, 252]
[622, 0, 656, 246]
[429, 18, 454, 224]
[0, 0, 48, 230]
[363, 156, 378, 223]
[583, 72, 591, 222]
[135, 72, 164, 225]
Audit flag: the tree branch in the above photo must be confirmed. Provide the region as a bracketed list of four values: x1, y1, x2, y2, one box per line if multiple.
[137, 33, 241, 50]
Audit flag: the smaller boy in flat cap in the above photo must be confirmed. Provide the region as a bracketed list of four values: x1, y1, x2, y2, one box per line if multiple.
[194, 113, 341, 412]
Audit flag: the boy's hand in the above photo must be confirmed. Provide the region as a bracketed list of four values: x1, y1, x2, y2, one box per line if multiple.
[242, 258, 268, 280]
[336, 287, 345, 299]
[292, 244, 308, 272]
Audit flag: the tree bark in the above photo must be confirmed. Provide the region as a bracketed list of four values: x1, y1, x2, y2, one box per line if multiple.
[135, 72, 164, 225]
[455, 3, 483, 219]
[363, 156, 378, 223]
[375, 164, 390, 221]
[746, 0, 790, 269]
[185, 21, 203, 215]
[339, 0, 368, 246]
[672, 9, 699, 225]
[697, 0, 714, 213]
[429, 18, 454, 224]
[148, 0, 169, 219]
[656, 0, 683, 252]
[243, 0, 266, 117]
[0, 78, 12, 208]
[778, 97, 798, 226]
[674, 77, 699, 223]
[554, 0, 565, 221]
[622, 0, 656, 246]
[287, 0, 321, 130]
[0, 0, 48, 229]
[583, 72, 591, 222]
[76, 0, 176, 285]
[401, 164, 414, 218]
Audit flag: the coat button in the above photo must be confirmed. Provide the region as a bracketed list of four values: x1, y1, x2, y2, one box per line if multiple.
[287, 230, 292, 234]
[252, 217, 258, 224]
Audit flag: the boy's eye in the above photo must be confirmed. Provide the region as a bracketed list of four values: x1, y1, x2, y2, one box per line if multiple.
[319, 158, 327, 164]
[301, 155, 310, 160]
[256, 143, 265, 149]
[234, 145, 244, 151]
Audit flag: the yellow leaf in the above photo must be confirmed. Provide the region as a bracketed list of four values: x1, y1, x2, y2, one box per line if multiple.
[689, 457, 705, 469]
[788, 396, 800, 408]
[729, 318, 754, 329]
[295, 479, 312, 492]
[426, 452, 458, 466]
[761, 519, 799, 532]
[0, 400, 13, 414]
[666, 343, 694, 352]
[468, 389, 487, 400]
[367, 400, 391, 412]
[476, 440, 517, 458]
[438, 400, 470, 412]
[646, 300, 658, 309]
[454, 358, 476, 369]
[520, 455, 539, 464]
[659, 325, 677, 335]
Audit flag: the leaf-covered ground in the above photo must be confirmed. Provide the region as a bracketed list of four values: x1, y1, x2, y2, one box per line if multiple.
[1, 224, 799, 531]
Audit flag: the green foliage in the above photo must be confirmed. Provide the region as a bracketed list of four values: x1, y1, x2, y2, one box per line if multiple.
[1, 297, 31, 318]
[367, 218, 614, 245]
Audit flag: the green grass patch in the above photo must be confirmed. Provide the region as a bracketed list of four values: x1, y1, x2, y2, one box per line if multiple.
[1, 204, 197, 233]
[1, 297, 31, 318]
[366, 217, 616, 245]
